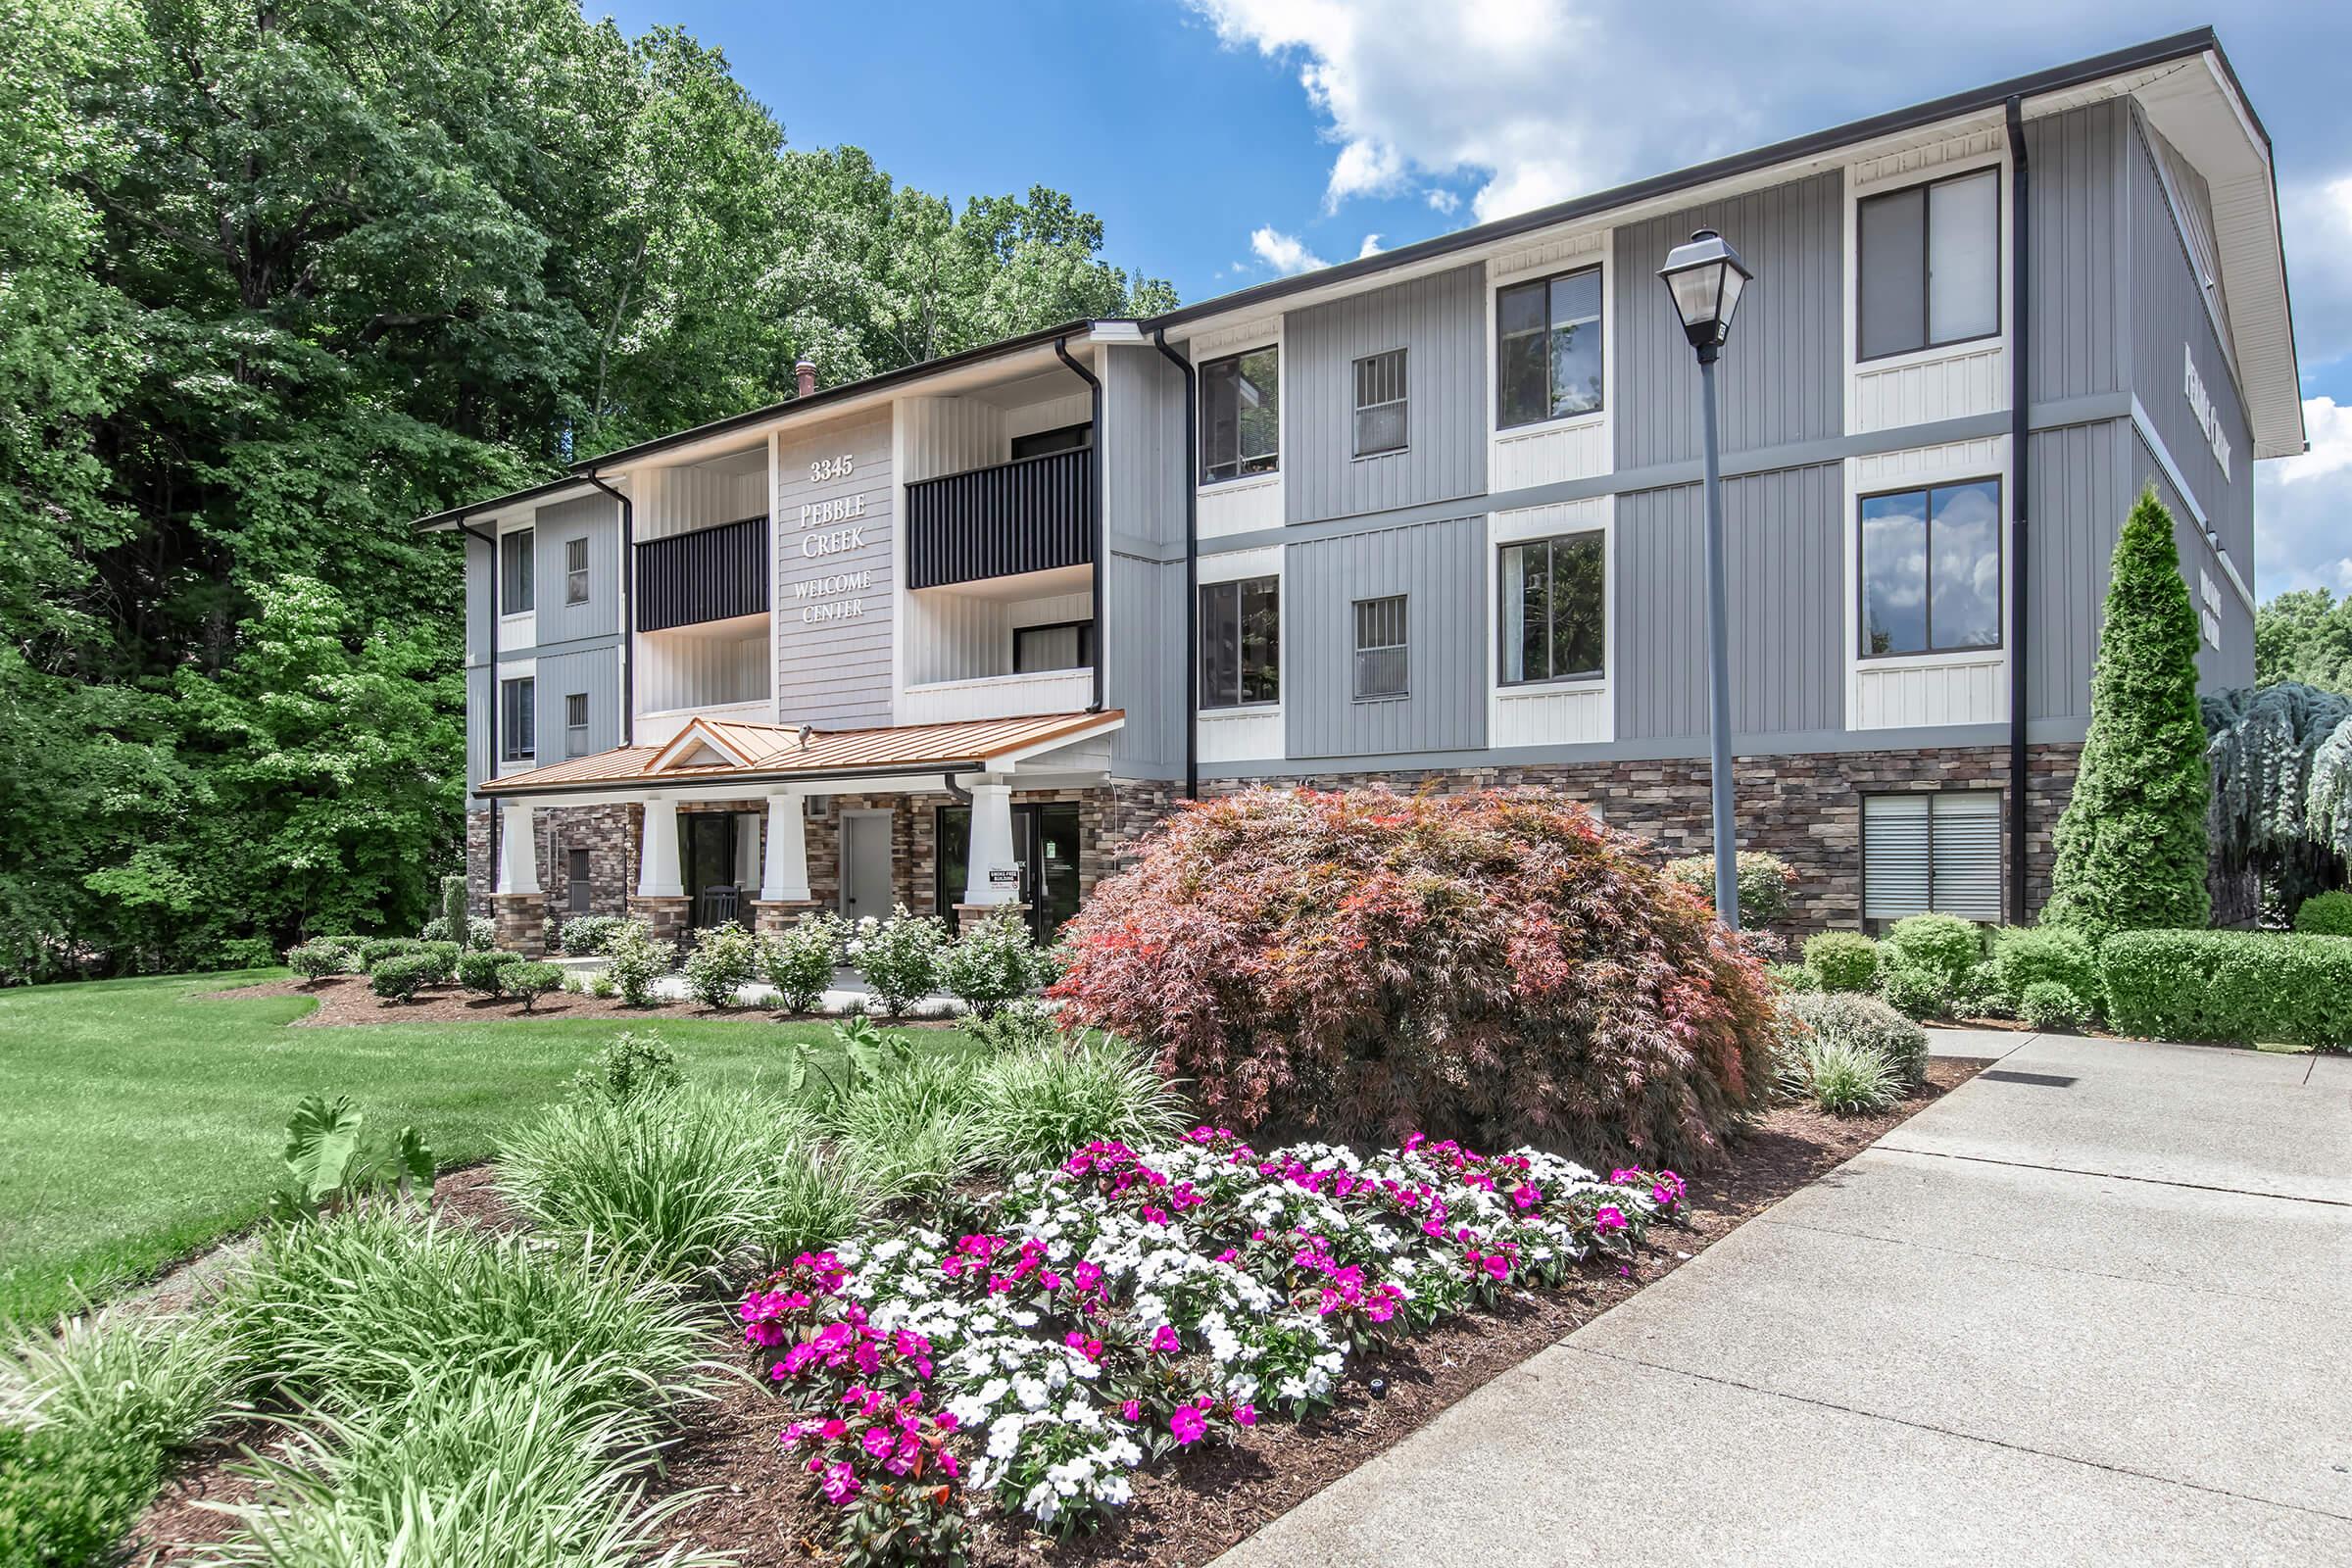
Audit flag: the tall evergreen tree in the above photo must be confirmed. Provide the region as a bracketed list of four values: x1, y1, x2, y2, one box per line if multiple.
[2044, 487, 2212, 937]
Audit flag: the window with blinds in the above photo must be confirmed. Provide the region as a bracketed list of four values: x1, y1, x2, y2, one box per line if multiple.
[1352, 594, 1407, 699]
[499, 528, 535, 612]
[1863, 791, 2001, 923]
[1352, 348, 1407, 457]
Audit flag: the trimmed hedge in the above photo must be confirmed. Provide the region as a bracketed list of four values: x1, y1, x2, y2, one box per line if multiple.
[2099, 930, 2352, 1049]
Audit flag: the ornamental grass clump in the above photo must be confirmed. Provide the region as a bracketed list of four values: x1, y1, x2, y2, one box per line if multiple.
[1051, 788, 1778, 1170]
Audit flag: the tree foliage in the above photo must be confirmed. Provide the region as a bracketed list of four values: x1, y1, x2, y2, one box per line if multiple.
[2044, 487, 2211, 939]
[0, 0, 1171, 980]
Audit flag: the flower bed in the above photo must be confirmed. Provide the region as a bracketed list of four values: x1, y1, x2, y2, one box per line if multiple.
[740, 1128, 1683, 1558]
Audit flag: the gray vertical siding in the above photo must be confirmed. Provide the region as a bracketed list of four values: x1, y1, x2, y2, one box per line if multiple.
[2025, 100, 2127, 405]
[1102, 346, 1188, 777]
[533, 647, 625, 762]
[1614, 171, 1843, 470]
[1284, 264, 1488, 525]
[1615, 463, 1844, 741]
[531, 494, 624, 647]
[1285, 516, 1486, 759]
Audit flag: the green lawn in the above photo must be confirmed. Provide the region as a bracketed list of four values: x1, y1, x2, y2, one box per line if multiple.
[0, 970, 973, 1326]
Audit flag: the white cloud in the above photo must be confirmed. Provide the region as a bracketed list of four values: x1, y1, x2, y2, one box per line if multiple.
[1356, 232, 1384, 257]
[1250, 224, 1327, 275]
[2257, 396, 2352, 597]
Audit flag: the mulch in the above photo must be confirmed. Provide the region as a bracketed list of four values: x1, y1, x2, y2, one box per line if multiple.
[196, 974, 953, 1029]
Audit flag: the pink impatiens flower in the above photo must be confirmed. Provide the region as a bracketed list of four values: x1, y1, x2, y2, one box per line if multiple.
[1169, 1405, 1207, 1445]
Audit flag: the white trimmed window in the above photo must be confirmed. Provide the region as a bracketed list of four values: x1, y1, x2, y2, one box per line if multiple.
[1863, 791, 2001, 922]
[1352, 349, 1407, 457]
[1858, 168, 1999, 360]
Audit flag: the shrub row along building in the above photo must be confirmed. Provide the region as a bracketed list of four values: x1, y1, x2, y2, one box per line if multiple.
[420, 29, 2298, 951]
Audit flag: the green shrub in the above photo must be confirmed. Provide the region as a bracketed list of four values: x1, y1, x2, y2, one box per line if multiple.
[849, 907, 947, 1017]
[1791, 1037, 1902, 1115]
[567, 1030, 682, 1106]
[2293, 890, 2352, 936]
[760, 911, 846, 1014]
[416, 940, 462, 984]
[0, 1421, 159, 1568]
[358, 937, 424, 970]
[602, 919, 670, 1007]
[2019, 980, 2092, 1032]
[1877, 963, 1949, 1021]
[1802, 931, 1879, 993]
[1989, 925, 2100, 1012]
[1782, 992, 1928, 1088]
[557, 913, 627, 956]
[457, 948, 524, 996]
[940, 912, 1046, 1018]
[2098, 929, 2352, 1048]
[368, 954, 435, 1003]
[972, 1035, 1189, 1173]
[285, 939, 353, 982]
[505, 961, 564, 1011]
[680, 924, 760, 1009]
[1663, 849, 1797, 927]
[1880, 913, 1983, 988]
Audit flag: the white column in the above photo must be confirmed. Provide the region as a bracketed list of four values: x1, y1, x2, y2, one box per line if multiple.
[962, 781, 1018, 906]
[496, 802, 539, 895]
[637, 796, 683, 898]
[760, 792, 810, 902]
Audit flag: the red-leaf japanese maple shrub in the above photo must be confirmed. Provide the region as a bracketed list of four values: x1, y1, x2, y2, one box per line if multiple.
[1051, 788, 1777, 1170]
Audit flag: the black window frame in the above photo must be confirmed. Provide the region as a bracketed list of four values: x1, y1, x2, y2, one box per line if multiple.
[499, 527, 535, 613]
[1198, 575, 1281, 710]
[1198, 345, 1280, 486]
[1011, 618, 1095, 675]
[564, 536, 589, 606]
[1495, 265, 1604, 431]
[1856, 167, 2002, 364]
[1351, 593, 1408, 701]
[1351, 347, 1408, 459]
[1495, 530, 1606, 687]
[1856, 477, 2004, 660]
[499, 675, 535, 761]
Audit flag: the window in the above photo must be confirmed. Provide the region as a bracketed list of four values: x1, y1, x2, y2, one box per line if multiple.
[564, 537, 589, 605]
[1352, 595, 1407, 699]
[1012, 620, 1094, 674]
[1352, 349, 1407, 457]
[499, 676, 535, 761]
[1864, 792, 2001, 922]
[1858, 168, 1999, 360]
[1497, 267, 1602, 428]
[499, 528, 534, 612]
[566, 847, 592, 914]
[1200, 346, 1279, 484]
[1011, 423, 1092, 461]
[1498, 532, 1604, 684]
[1199, 576, 1280, 709]
[564, 692, 588, 757]
[1860, 479, 2001, 657]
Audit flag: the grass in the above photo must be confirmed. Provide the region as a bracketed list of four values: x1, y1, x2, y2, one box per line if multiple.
[0, 969, 978, 1325]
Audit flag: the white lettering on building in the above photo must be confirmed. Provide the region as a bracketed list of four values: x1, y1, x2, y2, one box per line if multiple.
[2183, 344, 2232, 483]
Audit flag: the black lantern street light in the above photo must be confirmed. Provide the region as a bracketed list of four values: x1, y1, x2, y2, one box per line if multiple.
[1657, 227, 1754, 930]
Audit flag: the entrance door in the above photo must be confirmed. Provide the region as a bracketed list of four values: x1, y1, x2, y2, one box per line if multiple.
[840, 811, 894, 923]
[935, 802, 1082, 944]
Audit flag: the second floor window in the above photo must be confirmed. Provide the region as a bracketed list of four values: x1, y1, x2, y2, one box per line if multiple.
[1353, 594, 1407, 699]
[1352, 349, 1407, 457]
[564, 537, 589, 605]
[499, 528, 534, 612]
[1860, 479, 2001, 657]
[1858, 168, 1999, 360]
[1200, 346, 1279, 484]
[500, 676, 535, 761]
[1497, 266, 1602, 428]
[1200, 576, 1280, 709]
[1499, 531, 1604, 684]
[564, 692, 589, 756]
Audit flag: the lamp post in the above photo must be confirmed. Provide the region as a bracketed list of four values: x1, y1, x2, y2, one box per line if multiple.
[1656, 228, 1754, 931]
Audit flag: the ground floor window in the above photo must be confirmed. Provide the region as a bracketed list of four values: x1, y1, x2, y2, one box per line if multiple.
[1863, 790, 2001, 923]
[935, 801, 1082, 944]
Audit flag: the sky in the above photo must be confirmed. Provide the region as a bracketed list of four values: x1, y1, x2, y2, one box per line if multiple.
[598, 0, 2352, 604]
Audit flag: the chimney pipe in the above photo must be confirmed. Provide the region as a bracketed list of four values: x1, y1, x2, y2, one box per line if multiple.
[795, 358, 816, 398]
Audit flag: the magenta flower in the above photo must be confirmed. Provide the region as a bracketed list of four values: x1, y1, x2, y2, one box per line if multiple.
[1169, 1405, 1207, 1445]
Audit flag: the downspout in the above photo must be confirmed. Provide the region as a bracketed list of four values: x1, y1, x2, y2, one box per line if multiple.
[581, 469, 635, 745]
[1153, 329, 1200, 802]
[2005, 94, 2032, 924]
[1054, 336, 1106, 714]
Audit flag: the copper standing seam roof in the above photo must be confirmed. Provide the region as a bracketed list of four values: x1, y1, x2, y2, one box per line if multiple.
[476, 710, 1125, 798]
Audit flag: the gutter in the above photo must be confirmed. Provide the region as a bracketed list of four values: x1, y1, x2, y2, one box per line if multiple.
[1153, 329, 1200, 801]
[2006, 94, 2032, 925]
[1053, 336, 1107, 714]
[579, 469, 635, 745]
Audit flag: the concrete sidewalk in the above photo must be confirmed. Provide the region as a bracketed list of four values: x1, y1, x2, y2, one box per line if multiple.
[1214, 1034, 2352, 1567]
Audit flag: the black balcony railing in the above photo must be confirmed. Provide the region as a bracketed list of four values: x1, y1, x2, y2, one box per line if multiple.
[906, 446, 1094, 591]
[635, 515, 769, 632]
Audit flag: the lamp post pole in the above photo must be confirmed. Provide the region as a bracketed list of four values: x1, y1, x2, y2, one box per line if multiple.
[1695, 344, 1740, 930]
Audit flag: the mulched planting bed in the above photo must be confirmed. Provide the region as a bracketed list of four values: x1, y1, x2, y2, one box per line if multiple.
[200, 974, 956, 1028]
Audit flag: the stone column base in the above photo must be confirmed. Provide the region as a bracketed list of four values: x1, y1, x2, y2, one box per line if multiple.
[626, 894, 693, 949]
[750, 898, 820, 936]
[954, 902, 1029, 936]
[492, 893, 547, 957]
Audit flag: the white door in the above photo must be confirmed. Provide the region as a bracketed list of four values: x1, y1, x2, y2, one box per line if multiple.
[840, 812, 893, 921]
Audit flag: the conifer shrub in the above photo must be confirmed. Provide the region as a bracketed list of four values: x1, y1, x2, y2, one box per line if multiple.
[1051, 788, 1778, 1169]
[2045, 488, 2212, 938]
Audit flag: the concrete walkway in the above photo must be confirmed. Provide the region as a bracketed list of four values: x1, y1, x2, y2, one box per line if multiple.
[1214, 1033, 2352, 1566]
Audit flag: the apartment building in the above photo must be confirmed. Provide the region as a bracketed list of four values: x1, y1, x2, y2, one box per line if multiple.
[418, 28, 2298, 951]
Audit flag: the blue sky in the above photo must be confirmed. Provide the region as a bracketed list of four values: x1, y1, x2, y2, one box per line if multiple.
[599, 1, 2352, 603]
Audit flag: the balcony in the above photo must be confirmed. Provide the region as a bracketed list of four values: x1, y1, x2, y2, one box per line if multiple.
[635, 514, 768, 632]
[906, 447, 1093, 590]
